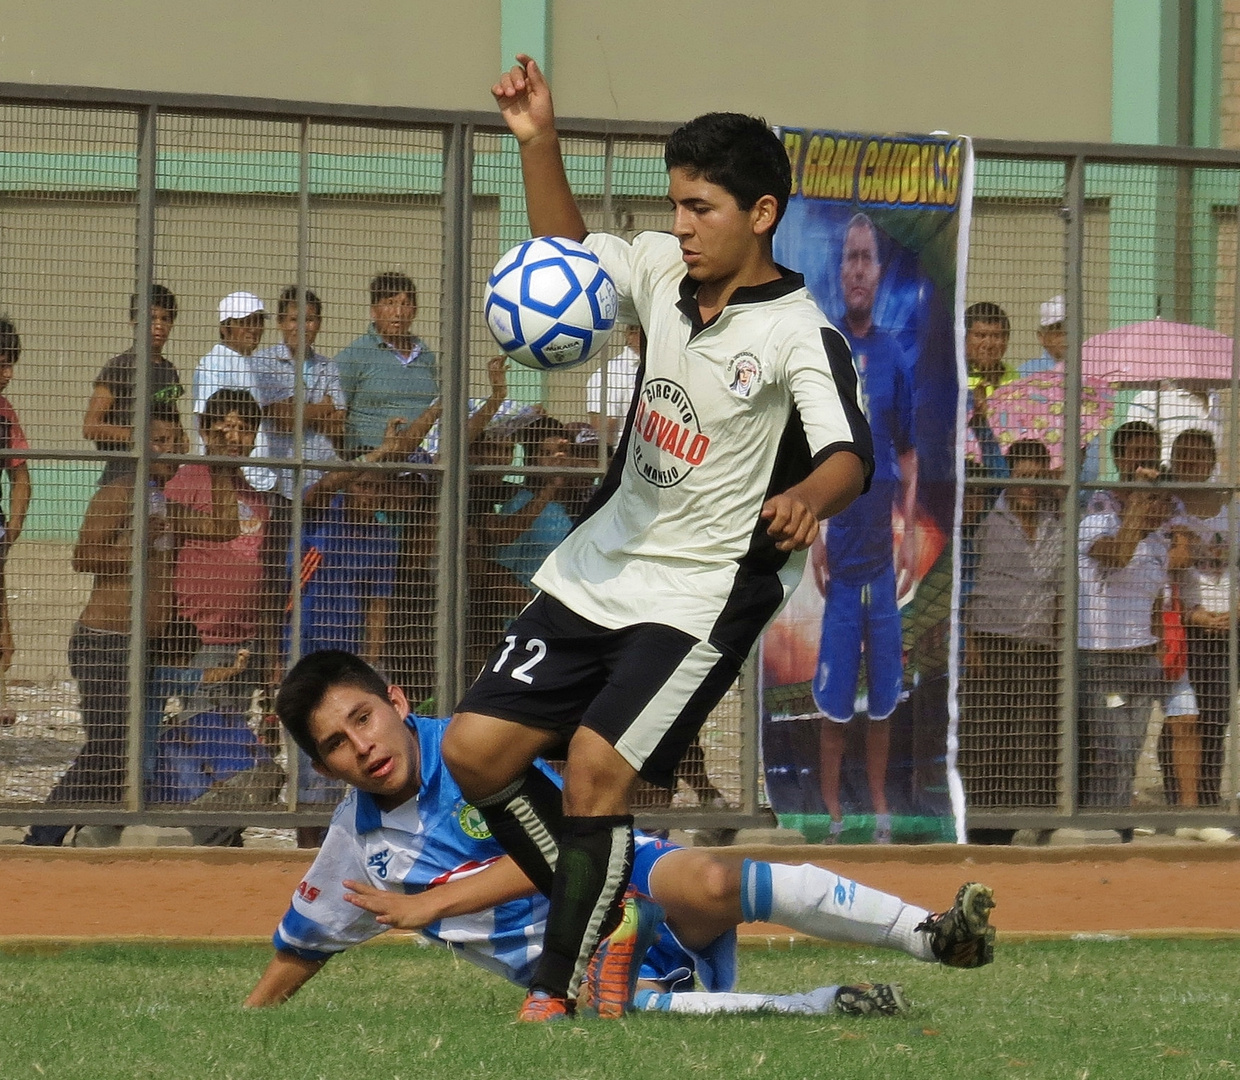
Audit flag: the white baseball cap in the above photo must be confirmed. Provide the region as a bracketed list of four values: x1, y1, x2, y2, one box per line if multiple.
[1039, 295, 1065, 327]
[218, 291, 266, 322]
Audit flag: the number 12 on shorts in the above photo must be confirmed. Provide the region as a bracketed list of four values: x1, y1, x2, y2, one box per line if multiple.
[492, 635, 548, 684]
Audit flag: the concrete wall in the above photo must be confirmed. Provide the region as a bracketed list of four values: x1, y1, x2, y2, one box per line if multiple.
[0, 0, 1113, 140]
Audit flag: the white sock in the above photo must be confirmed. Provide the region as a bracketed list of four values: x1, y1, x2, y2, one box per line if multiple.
[741, 859, 934, 962]
[634, 986, 838, 1016]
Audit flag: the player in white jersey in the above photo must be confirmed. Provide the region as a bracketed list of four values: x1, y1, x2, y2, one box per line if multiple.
[442, 55, 875, 1023]
[245, 652, 995, 1013]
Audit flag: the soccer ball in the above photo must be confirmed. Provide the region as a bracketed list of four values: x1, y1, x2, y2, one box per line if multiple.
[483, 237, 618, 371]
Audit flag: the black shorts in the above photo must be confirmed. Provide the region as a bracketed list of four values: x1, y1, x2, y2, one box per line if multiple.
[455, 593, 742, 788]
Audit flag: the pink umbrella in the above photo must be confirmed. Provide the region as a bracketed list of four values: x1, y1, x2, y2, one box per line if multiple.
[1082, 318, 1235, 388]
[966, 373, 1114, 470]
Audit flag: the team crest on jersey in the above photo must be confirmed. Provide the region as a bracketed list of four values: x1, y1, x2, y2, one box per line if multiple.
[457, 804, 491, 840]
[367, 848, 393, 879]
[727, 352, 762, 398]
[630, 377, 711, 488]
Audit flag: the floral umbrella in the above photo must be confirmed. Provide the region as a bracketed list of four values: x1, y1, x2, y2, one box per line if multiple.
[966, 372, 1115, 470]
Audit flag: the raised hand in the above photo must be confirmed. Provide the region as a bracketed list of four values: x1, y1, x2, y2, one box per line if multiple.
[492, 54, 556, 145]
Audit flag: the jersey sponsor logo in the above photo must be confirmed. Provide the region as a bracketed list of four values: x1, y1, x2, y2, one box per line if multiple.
[630, 378, 711, 488]
[367, 848, 393, 880]
[727, 352, 762, 398]
[458, 804, 491, 840]
[296, 880, 321, 903]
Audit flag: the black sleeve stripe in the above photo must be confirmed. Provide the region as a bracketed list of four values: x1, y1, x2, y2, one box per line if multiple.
[820, 326, 875, 492]
[812, 440, 870, 479]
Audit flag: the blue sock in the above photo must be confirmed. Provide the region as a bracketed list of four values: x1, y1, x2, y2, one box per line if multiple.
[740, 858, 773, 922]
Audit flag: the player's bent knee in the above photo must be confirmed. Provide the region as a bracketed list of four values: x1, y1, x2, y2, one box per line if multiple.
[695, 856, 740, 909]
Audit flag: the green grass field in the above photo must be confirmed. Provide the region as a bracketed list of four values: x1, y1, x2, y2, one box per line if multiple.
[2, 939, 1237, 1080]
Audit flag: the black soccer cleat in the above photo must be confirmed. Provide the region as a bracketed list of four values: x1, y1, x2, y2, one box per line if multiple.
[834, 982, 908, 1016]
[915, 882, 996, 968]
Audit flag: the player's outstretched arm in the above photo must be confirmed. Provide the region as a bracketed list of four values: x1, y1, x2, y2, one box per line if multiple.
[244, 950, 327, 1007]
[761, 452, 867, 552]
[492, 54, 586, 242]
[342, 855, 538, 929]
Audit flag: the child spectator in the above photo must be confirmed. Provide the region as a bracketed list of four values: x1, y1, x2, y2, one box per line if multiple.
[251, 286, 346, 500]
[283, 418, 406, 844]
[82, 284, 184, 486]
[165, 388, 272, 844]
[24, 406, 240, 845]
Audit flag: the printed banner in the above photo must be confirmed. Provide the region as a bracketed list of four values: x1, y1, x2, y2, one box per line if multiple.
[761, 130, 973, 844]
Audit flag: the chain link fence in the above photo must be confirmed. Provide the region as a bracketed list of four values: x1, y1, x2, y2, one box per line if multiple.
[0, 87, 1237, 842]
[962, 141, 1240, 834]
[0, 90, 757, 843]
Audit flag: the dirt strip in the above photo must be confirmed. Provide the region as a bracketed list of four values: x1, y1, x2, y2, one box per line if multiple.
[2, 844, 1238, 941]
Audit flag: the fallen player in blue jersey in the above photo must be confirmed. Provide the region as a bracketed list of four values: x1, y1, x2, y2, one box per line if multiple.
[244, 651, 995, 1016]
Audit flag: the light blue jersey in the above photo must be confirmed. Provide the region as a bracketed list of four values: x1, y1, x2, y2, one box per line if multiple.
[274, 715, 552, 985]
[272, 715, 735, 990]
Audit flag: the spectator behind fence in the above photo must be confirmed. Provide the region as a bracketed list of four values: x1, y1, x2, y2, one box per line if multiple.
[960, 439, 1063, 819]
[283, 417, 406, 846]
[82, 285, 185, 487]
[959, 302, 1013, 612]
[1159, 430, 1228, 808]
[0, 317, 30, 702]
[1125, 388, 1222, 472]
[334, 272, 440, 454]
[464, 428, 525, 676]
[251, 287, 346, 501]
[165, 388, 274, 846]
[963, 301, 1012, 479]
[1077, 421, 1171, 814]
[193, 291, 276, 493]
[586, 323, 641, 448]
[23, 406, 240, 846]
[490, 416, 580, 596]
[1017, 295, 1100, 483]
[333, 272, 442, 705]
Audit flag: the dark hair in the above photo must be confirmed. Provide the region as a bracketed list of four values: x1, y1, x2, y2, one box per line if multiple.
[277, 286, 323, 318]
[664, 113, 792, 231]
[965, 301, 1010, 336]
[0, 316, 20, 362]
[129, 284, 179, 324]
[519, 415, 568, 461]
[370, 272, 416, 306]
[1172, 428, 1216, 453]
[1006, 438, 1051, 468]
[1111, 419, 1159, 458]
[276, 649, 390, 763]
[201, 387, 261, 431]
[149, 400, 182, 427]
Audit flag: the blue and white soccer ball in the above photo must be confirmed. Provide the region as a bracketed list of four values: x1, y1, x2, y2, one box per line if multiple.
[484, 236, 618, 371]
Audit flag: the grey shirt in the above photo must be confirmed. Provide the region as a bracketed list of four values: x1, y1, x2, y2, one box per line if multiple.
[969, 494, 1064, 646]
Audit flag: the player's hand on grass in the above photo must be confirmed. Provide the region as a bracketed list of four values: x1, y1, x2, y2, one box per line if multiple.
[343, 879, 436, 929]
[760, 493, 820, 552]
[492, 54, 556, 145]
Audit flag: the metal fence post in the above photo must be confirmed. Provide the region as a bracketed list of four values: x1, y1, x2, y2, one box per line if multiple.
[1058, 153, 1087, 818]
[435, 121, 473, 714]
[125, 103, 158, 813]
[1229, 182, 1240, 813]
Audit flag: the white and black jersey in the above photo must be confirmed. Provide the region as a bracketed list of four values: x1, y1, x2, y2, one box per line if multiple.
[532, 230, 873, 654]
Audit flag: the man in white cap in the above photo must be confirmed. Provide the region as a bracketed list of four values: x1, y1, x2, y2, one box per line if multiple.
[1017, 295, 1066, 377]
[193, 292, 267, 447]
[1014, 295, 1099, 481]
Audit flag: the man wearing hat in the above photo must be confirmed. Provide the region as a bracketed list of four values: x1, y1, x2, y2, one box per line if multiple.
[1018, 295, 1067, 377]
[1015, 295, 1099, 482]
